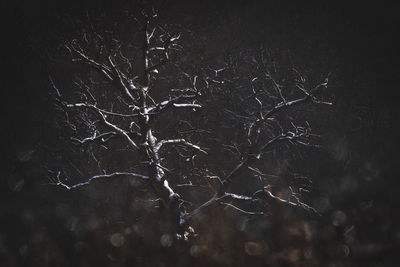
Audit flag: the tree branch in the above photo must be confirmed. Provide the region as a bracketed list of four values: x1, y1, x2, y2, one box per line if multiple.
[147, 94, 198, 113]
[222, 127, 312, 186]
[108, 56, 137, 103]
[54, 171, 149, 190]
[173, 103, 201, 108]
[221, 202, 264, 215]
[70, 131, 117, 145]
[155, 139, 208, 154]
[65, 103, 140, 150]
[68, 43, 115, 81]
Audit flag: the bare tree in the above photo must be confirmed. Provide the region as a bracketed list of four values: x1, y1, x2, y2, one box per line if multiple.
[49, 10, 331, 239]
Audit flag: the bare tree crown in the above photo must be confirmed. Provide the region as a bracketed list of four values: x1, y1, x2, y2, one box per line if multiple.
[50, 11, 331, 238]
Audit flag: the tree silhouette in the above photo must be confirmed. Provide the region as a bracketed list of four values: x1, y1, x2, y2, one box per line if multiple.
[49, 9, 331, 240]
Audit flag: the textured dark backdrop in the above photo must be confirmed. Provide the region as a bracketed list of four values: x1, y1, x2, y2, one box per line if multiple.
[2, 0, 400, 266]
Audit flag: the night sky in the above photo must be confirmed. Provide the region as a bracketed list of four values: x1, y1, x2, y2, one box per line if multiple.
[2, 1, 400, 266]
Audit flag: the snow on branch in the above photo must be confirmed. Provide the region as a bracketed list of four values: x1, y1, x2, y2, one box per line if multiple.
[147, 93, 199, 113]
[108, 56, 137, 103]
[172, 103, 202, 108]
[155, 139, 208, 155]
[54, 171, 149, 190]
[70, 131, 117, 145]
[222, 126, 314, 186]
[67, 42, 115, 81]
[184, 187, 319, 223]
[65, 103, 140, 150]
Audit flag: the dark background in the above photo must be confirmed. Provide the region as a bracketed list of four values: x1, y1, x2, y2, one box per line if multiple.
[1, 0, 400, 266]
